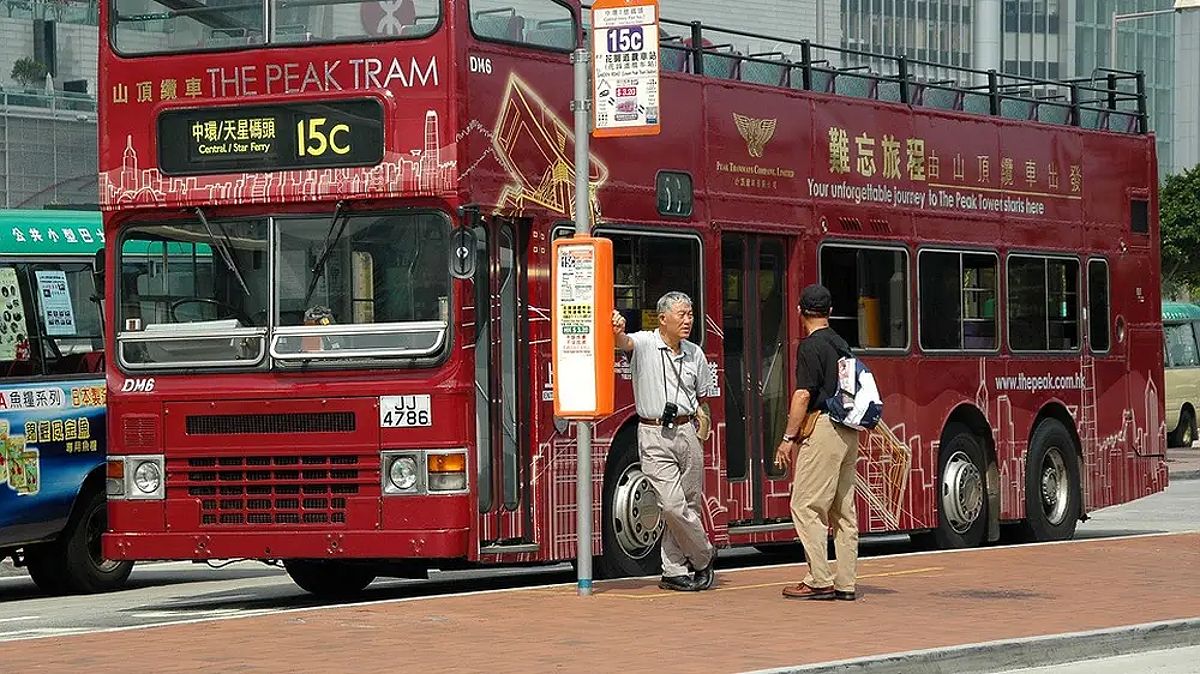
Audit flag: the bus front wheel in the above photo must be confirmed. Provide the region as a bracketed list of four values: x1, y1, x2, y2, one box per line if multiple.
[284, 560, 376, 597]
[597, 437, 664, 579]
[25, 487, 133, 595]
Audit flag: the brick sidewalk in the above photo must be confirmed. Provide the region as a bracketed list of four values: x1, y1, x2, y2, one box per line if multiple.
[2, 533, 1197, 674]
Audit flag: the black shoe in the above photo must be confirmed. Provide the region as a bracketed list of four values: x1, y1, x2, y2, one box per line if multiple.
[658, 574, 699, 592]
[834, 590, 857, 601]
[693, 558, 716, 591]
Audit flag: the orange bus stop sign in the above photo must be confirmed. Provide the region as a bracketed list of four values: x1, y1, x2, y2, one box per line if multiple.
[591, 0, 661, 138]
[551, 236, 615, 419]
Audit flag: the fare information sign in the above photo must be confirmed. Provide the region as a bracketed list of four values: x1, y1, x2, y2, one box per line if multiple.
[591, 0, 661, 138]
[157, 99, 384, 175]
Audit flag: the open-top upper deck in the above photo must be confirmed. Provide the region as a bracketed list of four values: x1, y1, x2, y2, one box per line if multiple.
[97, 0, 1152, 216]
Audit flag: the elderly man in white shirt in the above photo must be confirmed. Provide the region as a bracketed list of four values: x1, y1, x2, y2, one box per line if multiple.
[612, 291, 715, 592]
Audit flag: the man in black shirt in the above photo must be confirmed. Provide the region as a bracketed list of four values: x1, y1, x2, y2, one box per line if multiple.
[773, 284, 860, 601]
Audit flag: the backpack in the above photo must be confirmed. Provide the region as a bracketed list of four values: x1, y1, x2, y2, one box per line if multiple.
[824, 343, 884, 430]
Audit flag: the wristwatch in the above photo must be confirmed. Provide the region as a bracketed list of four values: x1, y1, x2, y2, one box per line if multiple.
[782, 433, 797, 443]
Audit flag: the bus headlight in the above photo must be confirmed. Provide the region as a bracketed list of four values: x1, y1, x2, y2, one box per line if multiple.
[385, 454, 420, 494]
[133, 460, 162, 495]
[115, 455, 165, 500]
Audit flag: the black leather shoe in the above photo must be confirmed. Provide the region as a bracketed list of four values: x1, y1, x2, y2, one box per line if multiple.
[834, 590, 857, 601]
[658, 575, 699, 592]
[693, 558, 716, 591]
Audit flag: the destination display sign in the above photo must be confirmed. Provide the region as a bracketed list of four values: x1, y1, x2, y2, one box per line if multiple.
[157, 99, 384, 175]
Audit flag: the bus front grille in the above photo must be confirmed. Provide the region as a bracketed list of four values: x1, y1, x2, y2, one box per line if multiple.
[178, 455, 369, 527]
[185, 412, 356, 436]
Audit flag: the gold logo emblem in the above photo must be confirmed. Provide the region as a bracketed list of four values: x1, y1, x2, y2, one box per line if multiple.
[733, 113, 777, 158]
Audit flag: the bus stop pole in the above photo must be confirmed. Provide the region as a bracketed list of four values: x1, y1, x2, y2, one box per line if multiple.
[571, 47, 594, 597]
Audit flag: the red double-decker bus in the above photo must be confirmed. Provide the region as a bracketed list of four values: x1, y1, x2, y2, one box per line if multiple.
[100, 0, 1167, 594]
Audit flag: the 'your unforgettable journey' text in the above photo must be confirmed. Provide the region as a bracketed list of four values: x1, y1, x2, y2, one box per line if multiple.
[806, 178, 1049, 216]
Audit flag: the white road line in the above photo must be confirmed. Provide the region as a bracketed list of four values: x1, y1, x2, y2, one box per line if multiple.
[0, 616, 39, 623]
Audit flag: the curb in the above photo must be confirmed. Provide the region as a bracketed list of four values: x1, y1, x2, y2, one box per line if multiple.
[745, 618, 1200, 674]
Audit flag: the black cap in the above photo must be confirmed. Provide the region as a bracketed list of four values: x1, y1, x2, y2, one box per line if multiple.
[800, 284, 832, 315]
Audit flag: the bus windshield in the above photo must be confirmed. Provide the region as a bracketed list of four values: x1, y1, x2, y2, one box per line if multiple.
[116, 211, 450, 369]
[110, 0, 442, 55]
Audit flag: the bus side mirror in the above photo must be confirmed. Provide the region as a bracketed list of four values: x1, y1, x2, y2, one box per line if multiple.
[450, 226, 477, 280]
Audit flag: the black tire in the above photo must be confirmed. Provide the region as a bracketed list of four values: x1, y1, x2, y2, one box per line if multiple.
[25, 488, 133, 595]
[284, 560, 376, 597]
[1169, 408, 1196, 448]
[1018, 419, 1081, 542]
[929, 423, 989, 549]
[596, 437, 663, 579]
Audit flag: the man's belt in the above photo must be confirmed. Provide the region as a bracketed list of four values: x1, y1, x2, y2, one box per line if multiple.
[639, 415, 694, 427]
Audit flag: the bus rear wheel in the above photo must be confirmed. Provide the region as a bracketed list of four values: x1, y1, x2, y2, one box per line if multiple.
[1018, 419, 1081, 542]
[284, 560, 376, 597]
[597, 437, 664, 579]
[928, 424, 988, 549]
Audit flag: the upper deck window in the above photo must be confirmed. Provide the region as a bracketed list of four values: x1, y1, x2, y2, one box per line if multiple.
[111, 0, 442, 55]
[469, 0, 577, 51]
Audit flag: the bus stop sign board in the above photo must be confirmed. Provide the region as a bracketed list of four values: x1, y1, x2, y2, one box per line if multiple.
[591, 0, 661, 138]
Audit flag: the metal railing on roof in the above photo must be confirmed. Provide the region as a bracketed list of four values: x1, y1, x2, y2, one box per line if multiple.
[580, 5, 1147, 135]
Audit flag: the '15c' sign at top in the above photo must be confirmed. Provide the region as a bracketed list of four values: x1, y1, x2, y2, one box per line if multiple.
[157, 99, 384, 175]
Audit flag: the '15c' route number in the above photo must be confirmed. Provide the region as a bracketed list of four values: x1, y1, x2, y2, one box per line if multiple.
[296, 117, 352, 157]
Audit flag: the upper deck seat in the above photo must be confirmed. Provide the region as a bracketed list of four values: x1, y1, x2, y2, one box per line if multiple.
[660, 42, 690, 72]
[1106, 111, 1138, 133]
[683, 38, 739, 80]
[875, 79, 904, 102]
[1036, 103, 1072, 125]
[525, 21, 576, 49]
[834, 72, 876, 98]
[962, 91, 991, 114]
[921, 86, 962, 111]
[740, 53, 788, 87]
[1001, 97, 1037, 120]
[473, 10, 525, 42]
[800, 67, 835, 93]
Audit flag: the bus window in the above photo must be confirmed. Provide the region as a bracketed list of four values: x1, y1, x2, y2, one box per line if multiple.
[1088, 259, 1110, 352]
[272, 211, 451, 362]
[819, 243, 909, 351]
[1008, 255, 1080, 352]
[918, 250, 998, 352]
[28, 262, 104, 376]
[608, 231, 703, 342]
[1165, 323, 1200, 368]
[111, 0, 441, 54]
[470, 0, 577, 51]
[0, 266, 37, 379]
[118, 220, 268, 368]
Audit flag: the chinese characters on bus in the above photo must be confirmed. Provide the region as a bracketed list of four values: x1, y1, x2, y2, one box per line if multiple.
[811, 125, 1084, 215]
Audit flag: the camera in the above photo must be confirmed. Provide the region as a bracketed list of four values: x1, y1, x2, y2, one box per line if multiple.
[660, 402, 679, 429]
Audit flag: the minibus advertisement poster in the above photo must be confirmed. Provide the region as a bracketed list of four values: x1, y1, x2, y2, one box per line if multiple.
[0, 380, 105, 524]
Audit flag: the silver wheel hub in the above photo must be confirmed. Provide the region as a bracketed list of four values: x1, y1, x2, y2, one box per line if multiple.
[611, 463, 663, 559]
[1040, 448, 1070, 525]
[942, 451, 984, 534]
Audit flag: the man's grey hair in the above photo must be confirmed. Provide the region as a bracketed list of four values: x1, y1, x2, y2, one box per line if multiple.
[657, 291, 693, 315]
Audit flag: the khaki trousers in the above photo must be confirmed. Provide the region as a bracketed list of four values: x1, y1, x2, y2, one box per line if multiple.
[790, 416, 860, 592]
[638, 422, 714, 578]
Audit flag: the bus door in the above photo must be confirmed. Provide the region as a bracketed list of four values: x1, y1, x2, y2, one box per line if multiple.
[473, 217, 536, 553]
[720, 234, 794, 525]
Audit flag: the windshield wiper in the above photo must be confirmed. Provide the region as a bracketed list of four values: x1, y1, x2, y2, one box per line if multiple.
[304, 200, 350, 305]
[195, 207, 252, 298]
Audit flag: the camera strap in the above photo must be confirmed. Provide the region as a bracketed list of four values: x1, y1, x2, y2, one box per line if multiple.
[660, 348, 685, 410]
